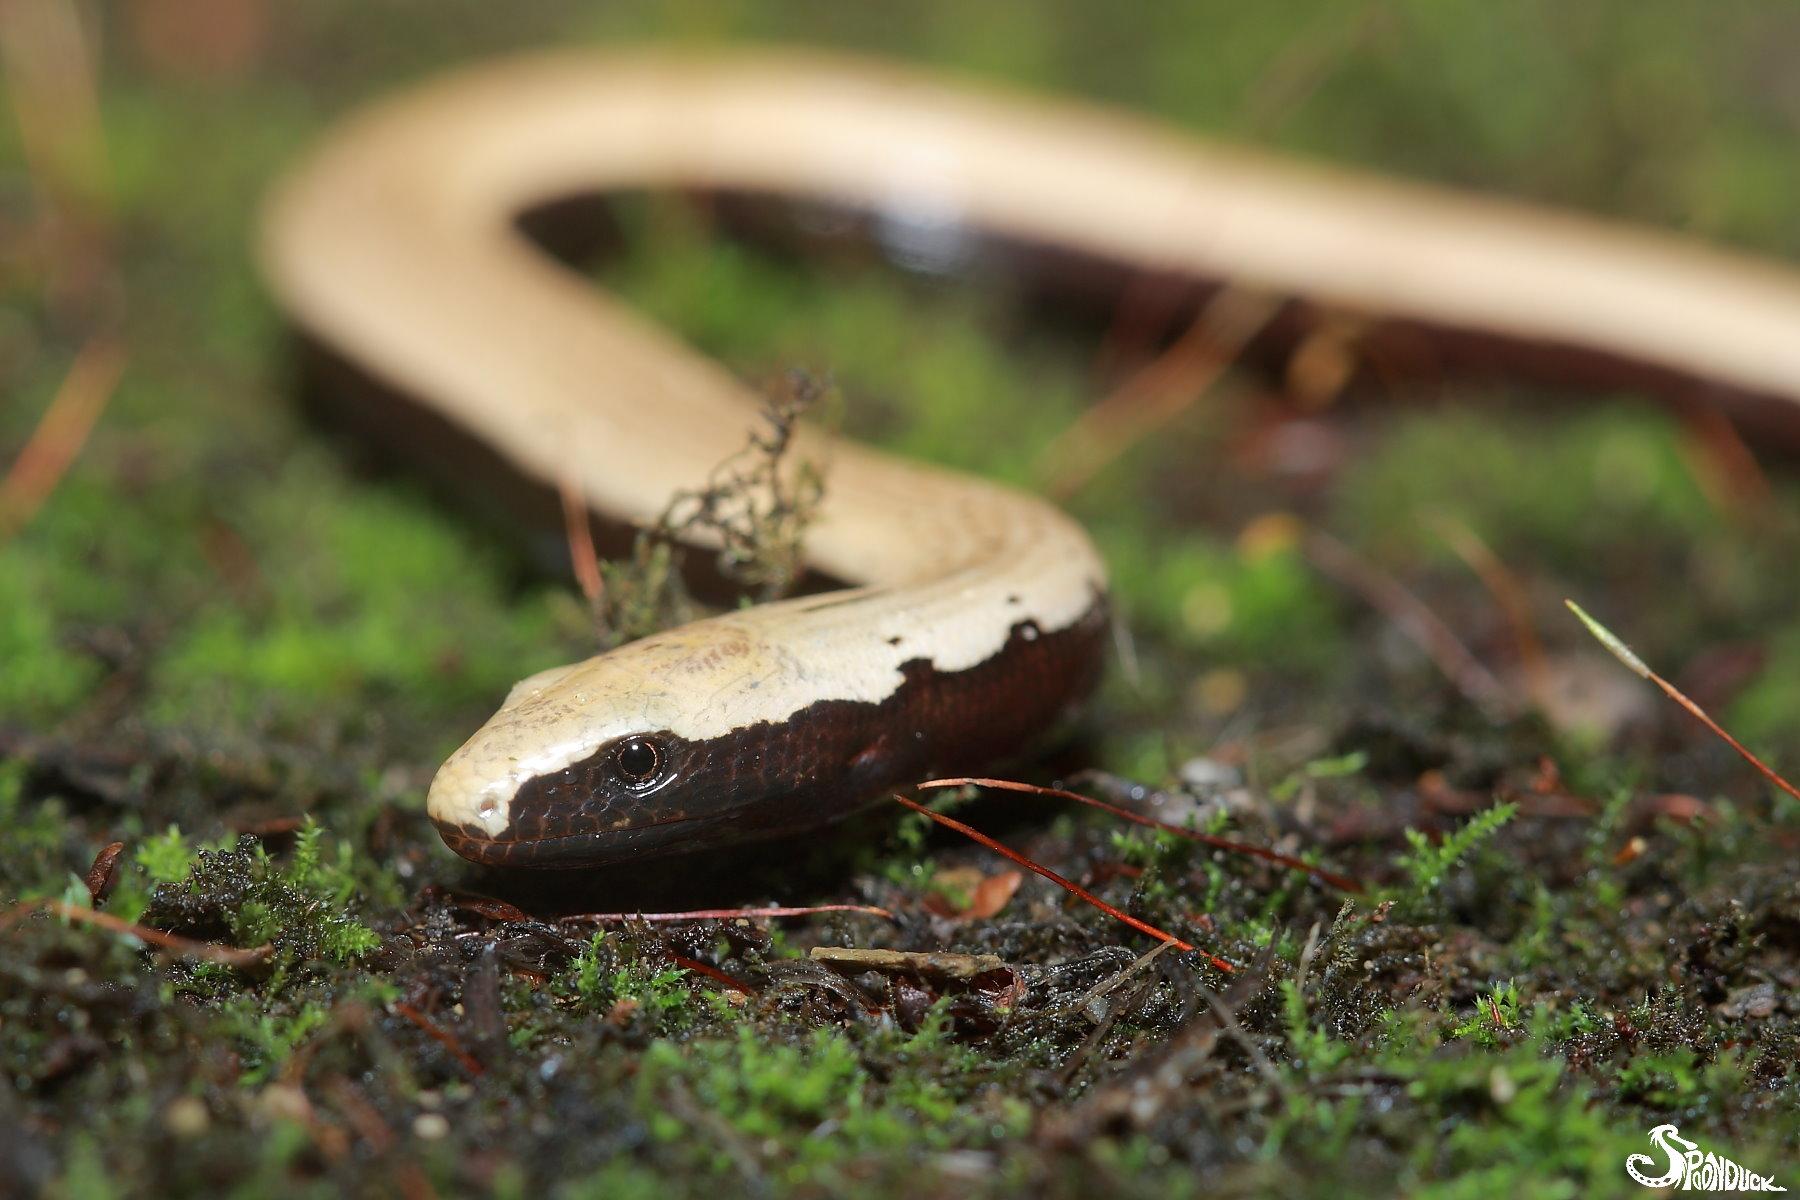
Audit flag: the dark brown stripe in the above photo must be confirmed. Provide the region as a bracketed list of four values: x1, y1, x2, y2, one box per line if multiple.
[435, 597, 1109, 867]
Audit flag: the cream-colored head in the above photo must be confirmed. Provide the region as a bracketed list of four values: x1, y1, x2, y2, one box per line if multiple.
[423, 611, 849, 865]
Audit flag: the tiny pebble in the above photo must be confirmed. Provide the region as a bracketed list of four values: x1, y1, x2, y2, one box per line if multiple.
[413, 1113, 450, 1140]
[164, 1095, 209, 1138]
[1178, 756, 1243, 794]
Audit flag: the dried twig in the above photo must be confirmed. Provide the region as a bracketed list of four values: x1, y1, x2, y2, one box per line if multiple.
[1057, 939, 1177, 1021]
[1674, 399, 1770, 516]
[1197, 979, 1285, 1092]
[0, 896, 273, 968]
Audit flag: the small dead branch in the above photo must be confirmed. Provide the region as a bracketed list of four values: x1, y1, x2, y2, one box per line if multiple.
[1056, 939, 1176, 1023]
[1197, 979, 1285, 1092]
[809, 947, 1010, 982]
[1567, 600, 1800, 806]
[592, 372, 828, 647]
[0, 897, 273, 968]
[919, 776, 1360, 891]
[1303, 528, 1516, 720]
[891, 794, 1231, 970]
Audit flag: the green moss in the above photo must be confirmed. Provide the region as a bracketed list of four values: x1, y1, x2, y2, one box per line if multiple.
[148, 463, 579, 730]
[1391, 802, 1517, 914]
[8, 4, 1800, 1196]
[0, 550, 105, 721]
[143, 820, 381, 979]
[0, 762, 71, 899]
[217, 994, 335, 1085]
[1336, 406, 1716, 570]
[134, 825, 198, 886]
[567, 932, 707, 1035]
[1100, 521, 1344, 671]
[636, 1016, 1019, 1187]
[1728, 624, 1800, 753]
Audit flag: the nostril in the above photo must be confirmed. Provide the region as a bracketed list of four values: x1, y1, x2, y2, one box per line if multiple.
[478, 797, 499, 820]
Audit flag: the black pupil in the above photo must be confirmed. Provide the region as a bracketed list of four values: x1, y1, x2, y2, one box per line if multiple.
[617, 738, 659, 781]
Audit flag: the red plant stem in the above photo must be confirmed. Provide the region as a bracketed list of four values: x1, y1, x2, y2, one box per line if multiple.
[920, 776, 1360, 892]
[393, 1002, 485, 1078]
[892, 794, 1232, 972]
[557, 476, 604, 606]
[1647, 673, 1800, 806]
[1568, 600, 1800, 807]
[668, 953, 755, 996]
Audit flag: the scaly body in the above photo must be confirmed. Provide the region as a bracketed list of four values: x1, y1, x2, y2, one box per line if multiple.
[258, 50, 1800, 867]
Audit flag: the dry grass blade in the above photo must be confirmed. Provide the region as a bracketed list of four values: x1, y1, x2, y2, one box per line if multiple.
[0, 897, 274, 968]
[1039, 285, 1280, 499]
[1566, 600, 1800, 806]
[1304, 528, 1517, 720]
[1429, 514, 1550, 705]
[0, 337, 125, 542]
[918, 776, 1360, 891]
[892, 794, 1233, 971]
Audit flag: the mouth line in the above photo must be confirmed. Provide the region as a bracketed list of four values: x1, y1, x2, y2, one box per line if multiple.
[438, 810, 705, 849]
[432, 809, 713, 867]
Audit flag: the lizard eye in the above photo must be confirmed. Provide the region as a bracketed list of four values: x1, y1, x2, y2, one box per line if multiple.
[614, 736, 663, 785]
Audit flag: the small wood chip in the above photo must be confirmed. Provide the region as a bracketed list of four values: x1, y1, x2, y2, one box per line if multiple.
[83, 841, 126, 905]
[809, 947, 1010, 981]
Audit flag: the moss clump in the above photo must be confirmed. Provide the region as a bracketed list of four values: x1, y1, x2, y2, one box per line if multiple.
[143, 820, 381, 978]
